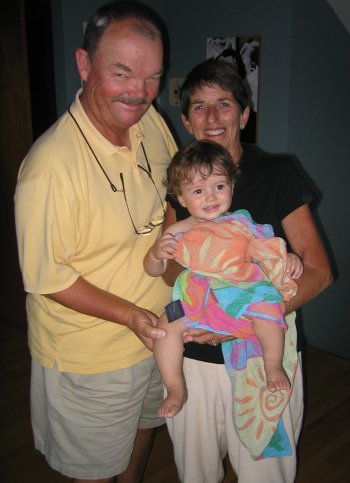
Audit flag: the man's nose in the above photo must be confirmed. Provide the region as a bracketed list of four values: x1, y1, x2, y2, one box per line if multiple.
[128, 78, 147, 98]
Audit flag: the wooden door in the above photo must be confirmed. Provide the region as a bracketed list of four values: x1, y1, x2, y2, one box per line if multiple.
[1, 1, 32, 328]
[1, 0, 56, 328]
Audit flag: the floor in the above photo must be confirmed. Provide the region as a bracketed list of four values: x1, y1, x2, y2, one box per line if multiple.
[1, 323, 350, 483]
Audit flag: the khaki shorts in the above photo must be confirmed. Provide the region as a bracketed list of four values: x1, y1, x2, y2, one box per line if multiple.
[31, 356, 164, 479]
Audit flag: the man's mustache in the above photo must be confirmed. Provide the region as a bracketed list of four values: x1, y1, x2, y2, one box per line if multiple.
[112, 96, 147, 105]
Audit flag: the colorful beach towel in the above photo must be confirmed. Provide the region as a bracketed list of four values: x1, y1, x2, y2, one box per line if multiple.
[173, 209, 298, 459]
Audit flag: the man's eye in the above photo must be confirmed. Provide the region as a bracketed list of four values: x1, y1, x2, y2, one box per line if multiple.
[148, 75, 161, 82]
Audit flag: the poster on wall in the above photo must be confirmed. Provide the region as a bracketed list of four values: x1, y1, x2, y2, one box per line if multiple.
[207, 36, 260, 143]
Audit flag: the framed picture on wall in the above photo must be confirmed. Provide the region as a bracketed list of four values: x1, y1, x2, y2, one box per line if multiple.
[207, 36, 261, 143]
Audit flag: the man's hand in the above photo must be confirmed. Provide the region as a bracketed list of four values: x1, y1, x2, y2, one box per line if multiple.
[125, 307, 166, 351]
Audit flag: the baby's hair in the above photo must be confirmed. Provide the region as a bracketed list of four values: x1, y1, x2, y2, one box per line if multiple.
[167, 140, 237, 196]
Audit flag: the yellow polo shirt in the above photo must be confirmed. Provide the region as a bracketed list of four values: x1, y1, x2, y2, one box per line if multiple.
[15, 90, 177, 373]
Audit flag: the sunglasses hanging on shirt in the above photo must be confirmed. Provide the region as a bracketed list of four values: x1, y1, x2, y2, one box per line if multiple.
[68, 105, 165, 235]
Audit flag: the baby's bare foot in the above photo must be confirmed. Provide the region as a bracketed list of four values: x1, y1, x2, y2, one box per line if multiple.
[264, 361, 291, 392]
[158, 385, 188, 418]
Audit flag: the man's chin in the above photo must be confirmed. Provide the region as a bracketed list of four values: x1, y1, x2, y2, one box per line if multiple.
[116, 105, 150, 127]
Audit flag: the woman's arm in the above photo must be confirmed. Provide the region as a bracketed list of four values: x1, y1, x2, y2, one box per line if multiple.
[282, 204, 334, 314]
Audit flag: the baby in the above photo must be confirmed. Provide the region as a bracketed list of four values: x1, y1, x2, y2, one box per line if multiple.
[144, 140, 302, 418]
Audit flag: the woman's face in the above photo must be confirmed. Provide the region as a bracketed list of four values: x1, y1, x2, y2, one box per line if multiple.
[181, 84, 250, 162]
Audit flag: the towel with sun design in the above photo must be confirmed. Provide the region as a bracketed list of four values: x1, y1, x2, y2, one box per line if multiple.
[173, 210, 298, 459]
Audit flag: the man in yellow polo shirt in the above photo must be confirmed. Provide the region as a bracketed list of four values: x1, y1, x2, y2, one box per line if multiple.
[14, 2, 176, 482]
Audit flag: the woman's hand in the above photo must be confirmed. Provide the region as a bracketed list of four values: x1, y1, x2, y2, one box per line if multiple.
[183, 328, 236, 346]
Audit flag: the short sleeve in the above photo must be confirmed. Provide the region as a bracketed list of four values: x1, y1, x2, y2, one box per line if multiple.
[15, 175, 80, 294]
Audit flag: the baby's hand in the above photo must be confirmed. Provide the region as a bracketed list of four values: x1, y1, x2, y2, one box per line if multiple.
[152, 233, 178, 260]
[286, 253, 303, 279]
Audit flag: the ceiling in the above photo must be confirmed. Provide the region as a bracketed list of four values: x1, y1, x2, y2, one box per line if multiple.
[326, 0, 350, 33]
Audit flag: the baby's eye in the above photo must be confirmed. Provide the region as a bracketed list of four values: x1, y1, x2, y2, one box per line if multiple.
[193, 189, 202, 195]
[216, 184, 225, 190]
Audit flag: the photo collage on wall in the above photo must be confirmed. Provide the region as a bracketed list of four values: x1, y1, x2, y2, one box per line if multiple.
[207, 36, 261, 143]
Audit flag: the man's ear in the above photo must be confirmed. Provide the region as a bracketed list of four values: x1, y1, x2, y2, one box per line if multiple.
[76, 48, 90, 82]
[181, 113, 194, 135]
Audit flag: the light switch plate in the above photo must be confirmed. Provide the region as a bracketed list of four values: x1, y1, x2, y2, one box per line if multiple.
[169, 78, 185, 106]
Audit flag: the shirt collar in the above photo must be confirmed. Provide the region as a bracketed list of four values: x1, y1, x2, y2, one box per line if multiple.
[69, 89, 145, 161]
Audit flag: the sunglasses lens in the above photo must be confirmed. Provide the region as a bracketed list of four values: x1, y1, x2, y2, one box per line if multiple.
[122, 144, 166, 235]
[150, 215, 165, 226]
[137, 214, 165, 235]
[137, 225, 153, 235]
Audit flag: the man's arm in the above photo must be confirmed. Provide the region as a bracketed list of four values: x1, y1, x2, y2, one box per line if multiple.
[46, 276, 166, 351]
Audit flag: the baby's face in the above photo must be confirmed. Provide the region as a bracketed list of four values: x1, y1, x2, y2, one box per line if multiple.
[177, 168, 233, 222]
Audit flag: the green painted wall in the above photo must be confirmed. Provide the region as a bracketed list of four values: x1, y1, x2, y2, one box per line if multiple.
[50, 0, 349, 358]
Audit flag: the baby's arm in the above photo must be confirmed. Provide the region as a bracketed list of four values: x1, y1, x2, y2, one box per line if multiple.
[144, 216, 196, 277]
[286, 253, 303, 279]
[144, 232, 178, 276]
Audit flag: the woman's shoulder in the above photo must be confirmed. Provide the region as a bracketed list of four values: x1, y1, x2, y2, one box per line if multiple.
[242, 143, 298, 172]
[241, 144, 302, 186]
